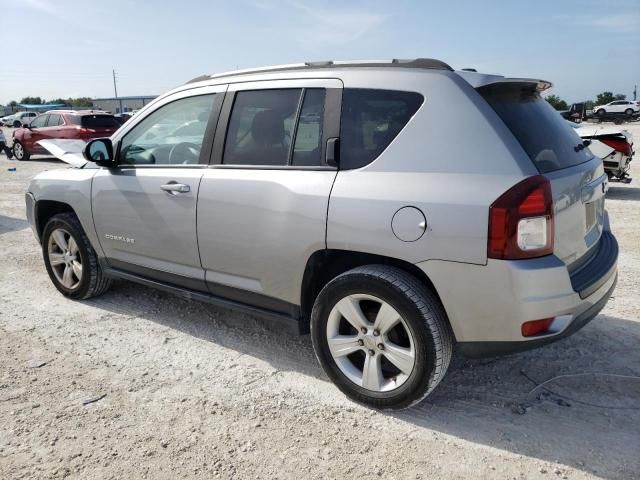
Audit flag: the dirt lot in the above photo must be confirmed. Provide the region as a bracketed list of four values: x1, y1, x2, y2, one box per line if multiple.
[1, 124, 639, 480]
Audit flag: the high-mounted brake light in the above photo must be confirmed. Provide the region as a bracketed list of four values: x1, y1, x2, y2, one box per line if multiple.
[488, 175, 554, 260]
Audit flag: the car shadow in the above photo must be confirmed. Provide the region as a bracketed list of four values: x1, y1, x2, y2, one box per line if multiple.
[0, 215, 30, 235]
[607, 185, 640, 201]
[87, 280, 640, 479]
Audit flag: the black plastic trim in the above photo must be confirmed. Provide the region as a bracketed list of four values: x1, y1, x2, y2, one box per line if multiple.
[205, 281, 301, 320]
[457, 274, 617, 358]
[570, 231, 618, 299]
[103, 267, 305, 334]
[107, 259, 208, 292]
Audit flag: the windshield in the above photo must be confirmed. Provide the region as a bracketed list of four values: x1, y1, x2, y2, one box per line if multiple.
[479, 84, 593, 173]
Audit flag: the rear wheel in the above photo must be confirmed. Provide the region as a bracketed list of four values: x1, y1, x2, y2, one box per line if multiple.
[311, 265, 453, 410]
[12, 141, 29, 161]
[42, 213, 111, 299]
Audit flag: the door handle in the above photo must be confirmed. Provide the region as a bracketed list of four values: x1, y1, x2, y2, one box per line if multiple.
[160, 182, 190, 194]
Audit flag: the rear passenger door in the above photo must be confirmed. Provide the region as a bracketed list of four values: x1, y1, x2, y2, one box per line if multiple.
[198, 79, 342, 312]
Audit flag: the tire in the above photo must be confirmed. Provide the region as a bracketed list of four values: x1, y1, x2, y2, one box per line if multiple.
[12, 141, 29, 161]
[12, 120, 21, 128]
[42, 213, 111, 300]
[310, 265, 453, 410]
[625, 108, 633, 116]
[596, 109, 606, 116]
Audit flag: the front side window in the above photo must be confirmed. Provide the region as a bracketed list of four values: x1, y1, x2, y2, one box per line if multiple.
[120, 94, 215, 165]
[223, 89, 301, 166]
[339, 89, 424, 170]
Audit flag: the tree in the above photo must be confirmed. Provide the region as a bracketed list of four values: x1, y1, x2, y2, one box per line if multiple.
[19, 96, 43, 105]
[47, 98, 72, 107]
[595, 91, 626, 105]
[545, 94, 568, 111]
[70, 97, 93, 108]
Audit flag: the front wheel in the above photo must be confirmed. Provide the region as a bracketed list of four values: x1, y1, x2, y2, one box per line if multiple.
[12, 141, 29, 161]
[596, 109, 606, 116]
[625, 108, 633, 116]
[12, 120, 21, 128]
[311, 265, 453, 410]
[42, 213, 111, 299]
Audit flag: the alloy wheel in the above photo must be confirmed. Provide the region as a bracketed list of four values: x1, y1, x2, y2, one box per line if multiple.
[47, 228, 83, 290]
[326, 294, 416, 392]
[13, 142, 23, 160]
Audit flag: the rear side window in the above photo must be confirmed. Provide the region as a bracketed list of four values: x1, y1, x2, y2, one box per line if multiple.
[339, 89, 423, 169]
[479, 85, 592, 173]
[223, 89, 301, 166]
[68, 115, 120, 128]
[30, 115, 48, 128]
[47, 114, 62, 126]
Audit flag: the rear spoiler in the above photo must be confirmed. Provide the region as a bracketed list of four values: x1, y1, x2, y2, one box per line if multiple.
[455, 70, 552, 92]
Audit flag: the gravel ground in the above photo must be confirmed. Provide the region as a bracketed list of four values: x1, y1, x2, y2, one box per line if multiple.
[0, 124, 639, 480]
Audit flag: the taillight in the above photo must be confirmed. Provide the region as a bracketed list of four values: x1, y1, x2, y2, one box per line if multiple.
[600, 137, 632, 156]
[488, 175, 554, 260]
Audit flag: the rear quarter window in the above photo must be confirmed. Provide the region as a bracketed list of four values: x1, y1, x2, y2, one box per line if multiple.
[340, 89, 423, 170]
[479, 85, 592, 173]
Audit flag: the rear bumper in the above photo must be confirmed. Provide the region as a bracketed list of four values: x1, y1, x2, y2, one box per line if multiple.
[416, 230, 618, 356]
[457, 274, 616, 357]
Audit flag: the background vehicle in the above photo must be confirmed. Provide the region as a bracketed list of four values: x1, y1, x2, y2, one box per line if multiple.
[1, 111, 37, 127]
[560, 102, 586, 122]
[12, 110, 120, 160]
[593, 100, 639, 116]
[27, 59, 618, 409]
[572, 123, 634, 182]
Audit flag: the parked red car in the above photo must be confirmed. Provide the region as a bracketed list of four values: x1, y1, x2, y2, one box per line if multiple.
[12, 110, 120, 161]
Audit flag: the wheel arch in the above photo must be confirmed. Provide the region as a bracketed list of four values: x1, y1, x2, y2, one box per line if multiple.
[300, 249, 446, 327]
[35, 200, 76, 241]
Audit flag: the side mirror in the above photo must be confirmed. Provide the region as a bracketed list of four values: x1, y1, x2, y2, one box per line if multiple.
[83, 138, 115, 166]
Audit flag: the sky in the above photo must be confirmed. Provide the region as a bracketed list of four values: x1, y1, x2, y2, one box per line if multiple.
[1, 0, 639, 105]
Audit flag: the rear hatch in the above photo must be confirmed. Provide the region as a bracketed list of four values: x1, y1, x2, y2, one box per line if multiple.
[478, 82, 607, 269]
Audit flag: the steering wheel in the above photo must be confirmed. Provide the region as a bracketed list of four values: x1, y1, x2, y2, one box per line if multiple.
[167, 142, 201, 164]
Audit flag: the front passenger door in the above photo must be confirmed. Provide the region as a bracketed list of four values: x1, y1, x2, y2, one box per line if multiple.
[91, 86, 226, 290]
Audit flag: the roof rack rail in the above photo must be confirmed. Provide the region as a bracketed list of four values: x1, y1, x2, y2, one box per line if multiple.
[186, 58, 453, 84]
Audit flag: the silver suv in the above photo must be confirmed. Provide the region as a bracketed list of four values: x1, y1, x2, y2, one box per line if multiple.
[26, 59, 618, 409]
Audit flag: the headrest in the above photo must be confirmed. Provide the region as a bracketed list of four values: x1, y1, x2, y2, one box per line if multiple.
[251, 110, 283, 145]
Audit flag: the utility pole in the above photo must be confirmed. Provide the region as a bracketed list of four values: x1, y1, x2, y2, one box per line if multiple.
[634, 85, 637, 101]
[112, 69, 123, 114]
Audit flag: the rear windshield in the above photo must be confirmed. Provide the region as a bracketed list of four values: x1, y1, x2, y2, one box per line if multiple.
[69, 115, 120, 128]
[479, 85, 593, 173]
